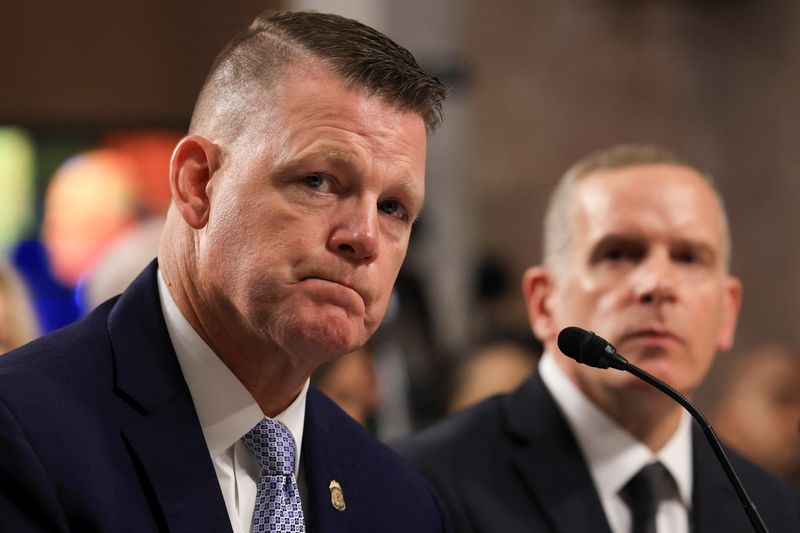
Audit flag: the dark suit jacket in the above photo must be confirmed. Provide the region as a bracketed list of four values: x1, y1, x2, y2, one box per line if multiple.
[398, 371, 800, 533]
[0, 262, 450, 533]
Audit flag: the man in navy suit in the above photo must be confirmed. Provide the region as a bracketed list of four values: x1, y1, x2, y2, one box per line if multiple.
[0, 11, 449, 532]
[399, 144, 800, 532]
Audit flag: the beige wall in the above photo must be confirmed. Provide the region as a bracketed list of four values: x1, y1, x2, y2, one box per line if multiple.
[0, 1, 275, 125]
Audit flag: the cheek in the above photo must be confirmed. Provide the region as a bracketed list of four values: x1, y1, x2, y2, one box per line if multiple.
[365, 274, 395, 325]
[555, 280, 613, 325]
[689, 291, 729, 347]
[365, 250, 406, 316]
[207, 196, 308, 261]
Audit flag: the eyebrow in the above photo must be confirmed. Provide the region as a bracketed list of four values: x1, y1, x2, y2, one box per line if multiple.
[274, 147, 425, 217]
[671, 238, 718, 264]
[277, 147, 355, 174]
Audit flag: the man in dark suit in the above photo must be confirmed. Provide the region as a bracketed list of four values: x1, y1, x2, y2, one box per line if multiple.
[0, 11, 450, 533]
[399, 144, 800, 532]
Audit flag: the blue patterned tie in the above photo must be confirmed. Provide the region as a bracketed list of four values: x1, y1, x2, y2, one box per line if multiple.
[241, 418, 306, 532]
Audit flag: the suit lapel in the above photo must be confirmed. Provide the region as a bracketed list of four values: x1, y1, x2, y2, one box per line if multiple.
[301, 387, 350, 533]
[109, 262, 231, 532]
[121, 396, 232, 532]
[503, 372, 612, 533]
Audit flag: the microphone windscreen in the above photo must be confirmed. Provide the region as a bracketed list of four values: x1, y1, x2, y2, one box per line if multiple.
[557, 326, 608, 367]
[557, 326, 590, 360]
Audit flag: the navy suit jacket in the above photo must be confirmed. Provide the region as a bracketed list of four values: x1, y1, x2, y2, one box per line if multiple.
[398, 371, 800, 533]
[0, 263, 450, 532]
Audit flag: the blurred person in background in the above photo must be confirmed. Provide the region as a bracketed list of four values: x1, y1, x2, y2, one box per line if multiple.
[42, 148, 143, 288]
[0, 255, 39, 353]
[312, 342, 380, 428]
[704, 342, 800, 486]
[399, 144, 800, 532]
[38, 132, 179, 320]
[77, 131, 180, 312]
[82, 216, 165, 310]
[447, 333, 540, 413]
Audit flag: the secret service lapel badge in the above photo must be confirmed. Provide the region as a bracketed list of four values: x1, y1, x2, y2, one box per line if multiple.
[329, 480, 346, 511]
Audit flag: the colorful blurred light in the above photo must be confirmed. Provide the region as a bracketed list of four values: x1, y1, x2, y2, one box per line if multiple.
[0, 128, 35, 245]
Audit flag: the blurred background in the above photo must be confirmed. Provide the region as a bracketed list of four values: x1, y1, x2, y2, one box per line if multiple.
[1, 0, 798, 485]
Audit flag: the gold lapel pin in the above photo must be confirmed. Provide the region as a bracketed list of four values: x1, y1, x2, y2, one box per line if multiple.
[329, 480, 346, 511]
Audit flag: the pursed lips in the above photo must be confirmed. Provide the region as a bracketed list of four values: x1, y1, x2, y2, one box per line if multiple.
[301, 275, 368, 304]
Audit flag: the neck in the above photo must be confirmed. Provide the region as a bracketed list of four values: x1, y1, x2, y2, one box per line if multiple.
[158, 219, 311, 417]
[604, 395, 683, 451]
[555, 352, 684, 451]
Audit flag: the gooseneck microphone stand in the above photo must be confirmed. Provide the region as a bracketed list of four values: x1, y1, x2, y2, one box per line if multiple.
[558, 326, 769, 533]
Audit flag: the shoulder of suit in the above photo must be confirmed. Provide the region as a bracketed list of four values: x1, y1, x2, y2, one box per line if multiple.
[707, 440, 800, 528]
[393, 394, 507, 465]
[0, 296, 117, 377]
[308, 385, 440, 481]
[727, 446, 800, 502]
[306, 386, 450, 526]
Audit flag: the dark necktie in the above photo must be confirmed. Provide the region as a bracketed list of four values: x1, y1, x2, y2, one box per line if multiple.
[241, 418, 306, 532]
[619, 461, 674, 533]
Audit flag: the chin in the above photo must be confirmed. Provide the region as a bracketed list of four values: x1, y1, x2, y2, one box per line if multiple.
[634, 358, 672, 378]
[262, 299, 371, 358]
[295, 316, 365, 358]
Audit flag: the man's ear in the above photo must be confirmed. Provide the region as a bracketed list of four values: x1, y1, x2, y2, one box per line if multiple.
[717, 275, 743, 351]
[522, 265, 558, 344]
[169, 135, 220, 229]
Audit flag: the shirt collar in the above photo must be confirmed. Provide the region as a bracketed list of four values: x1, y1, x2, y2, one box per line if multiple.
[157, 269, 308, 474]
[539, 351, 692, 506]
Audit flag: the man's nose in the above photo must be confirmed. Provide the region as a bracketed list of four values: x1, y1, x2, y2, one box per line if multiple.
[631, 250, 677, 305]
[328, 199, 379, 263]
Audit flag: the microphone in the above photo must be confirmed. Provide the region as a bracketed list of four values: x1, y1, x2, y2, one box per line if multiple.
[557, 326, 769, 533]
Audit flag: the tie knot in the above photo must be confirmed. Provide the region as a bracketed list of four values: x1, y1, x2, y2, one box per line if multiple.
[241, 418, 296, 476]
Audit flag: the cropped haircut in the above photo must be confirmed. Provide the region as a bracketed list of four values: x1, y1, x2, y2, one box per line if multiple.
[190, 11, 446, 141]
[542, 144, 732, 272]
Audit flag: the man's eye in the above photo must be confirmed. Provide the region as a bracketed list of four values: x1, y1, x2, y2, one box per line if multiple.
[379, 199, 407, 220]
[304, 173, 326, 189]
[597, 246, 643, 263]
[603, 247, 640, 261]
[674, 251, 698, 264]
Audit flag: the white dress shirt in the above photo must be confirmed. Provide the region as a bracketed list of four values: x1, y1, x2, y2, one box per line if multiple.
[539, 352, 692, 533]
[157, 270, 309, 533]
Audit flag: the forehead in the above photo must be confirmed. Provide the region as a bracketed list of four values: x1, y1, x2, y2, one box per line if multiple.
[571, 163, 726, 251]
[263, 64, 425, 157]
